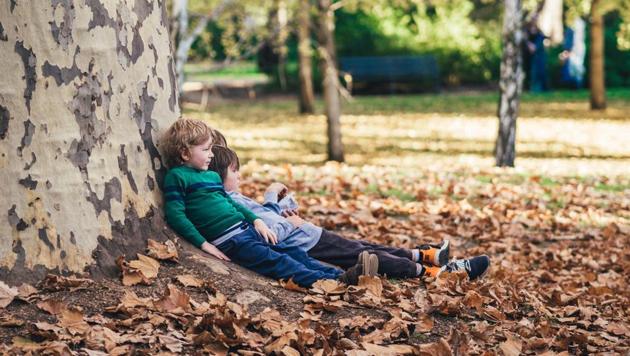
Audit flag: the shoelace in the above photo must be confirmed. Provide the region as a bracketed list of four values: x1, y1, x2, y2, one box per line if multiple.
[446, 259, 471, 273]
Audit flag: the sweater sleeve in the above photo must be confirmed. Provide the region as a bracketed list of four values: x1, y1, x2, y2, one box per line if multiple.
[163, 171, 207, 248]
[226, 195, 259, 223]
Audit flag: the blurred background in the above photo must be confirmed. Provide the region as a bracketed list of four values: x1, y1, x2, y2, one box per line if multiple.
[168, 0, 630, 180]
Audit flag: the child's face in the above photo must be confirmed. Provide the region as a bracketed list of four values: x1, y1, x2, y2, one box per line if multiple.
[181, 137, 213, 170]
[223, 164, 240, 192]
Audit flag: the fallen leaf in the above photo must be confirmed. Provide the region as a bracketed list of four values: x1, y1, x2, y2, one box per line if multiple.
[499, 332, 523, 356]
[0, 281, 17, 308]
[176, 274, 203, 288]
[311, 279, 346, 295]
[0, 314, 24, 327]
[36, 299, 67, 315]
[417, 338, 452, 356]
[129, 254, 160, 279]
[358, 275, 383, 298]
[153, 284, 191, 313]
[415, 314, 434, 333]
[147, 239, 179, 261]
[280, 278, 308, 293]
[39, 274, 93, 291]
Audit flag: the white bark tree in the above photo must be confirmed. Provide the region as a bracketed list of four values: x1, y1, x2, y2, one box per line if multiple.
[316, 0, 344, 162]
[495, 0, 523, 167]
[0, 0, 178, 284]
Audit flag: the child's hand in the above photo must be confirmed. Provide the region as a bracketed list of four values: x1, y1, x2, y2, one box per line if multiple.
[266, 182, 288, 200]
[286, 215, 306, 228]
[281, 209, 299, 217]
[200, 241, 231, 261]
[254, 219, 278, 244]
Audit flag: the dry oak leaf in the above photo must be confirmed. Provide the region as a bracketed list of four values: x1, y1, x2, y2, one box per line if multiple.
[40, 274, 93, 291]
[16, 283, 39, 300]
[264, 331, 298, 354]
[499, 332, 523, 356]
[311, 279, 346, 295]
[0, 281, 18, 308]
[129, 254, 160, 279]
[147, 239, 179, 261]
[153, 284, 191, 313]
[415, 314, 434, 333]
[59, 307, 90, 335]
[280, 278, 308, 293]
[116, 254, 160, 286]
[0, 314, 25, 327]
[176, 274, 203, 288]
[36, 298, 67, 315]
[358, 275, 383, 298]
[362, 342, 416, 356]
[10, 337, 72, 355]
[280, 345, 301, 356]
[417, 338, 452, 356]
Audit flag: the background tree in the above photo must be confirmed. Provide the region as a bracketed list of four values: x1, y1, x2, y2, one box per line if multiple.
[0, 1, 177, 283]
[564, 0, 630, 110]
[297, 0, 315, 114]
[495, 0, 524, 167]
[589, 0, 606, 109]
[316, 0, 344, 162]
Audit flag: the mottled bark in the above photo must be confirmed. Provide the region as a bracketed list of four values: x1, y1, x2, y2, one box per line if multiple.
[589, 0, 606, 110]
[495, 0, 523, 167]
[0, 0, 179, 283]
[316, 0, 344, 162]
[297, 0, 315, 114]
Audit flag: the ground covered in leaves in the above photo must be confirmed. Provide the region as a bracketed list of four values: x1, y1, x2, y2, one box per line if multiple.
[1, 163, 628, 355]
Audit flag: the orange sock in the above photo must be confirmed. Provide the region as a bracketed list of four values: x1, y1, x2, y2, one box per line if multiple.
[422, 265, 441, 278]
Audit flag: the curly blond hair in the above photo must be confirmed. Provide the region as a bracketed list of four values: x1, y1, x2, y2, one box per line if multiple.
[160, 118, 213, 168]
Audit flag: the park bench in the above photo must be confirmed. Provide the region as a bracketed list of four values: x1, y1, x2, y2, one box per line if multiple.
[339, 55, 440, 94]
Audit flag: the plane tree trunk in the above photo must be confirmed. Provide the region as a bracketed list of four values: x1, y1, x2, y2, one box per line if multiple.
[495, 0, 523, 167]
[316, 0, 344, 162]
[0, 0, 179, 284]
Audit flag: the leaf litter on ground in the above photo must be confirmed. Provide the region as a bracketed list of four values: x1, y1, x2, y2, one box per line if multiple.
[1, 163, 628, 354]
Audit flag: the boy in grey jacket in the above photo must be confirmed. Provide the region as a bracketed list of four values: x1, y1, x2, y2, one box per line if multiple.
[209, 145, 491, 281]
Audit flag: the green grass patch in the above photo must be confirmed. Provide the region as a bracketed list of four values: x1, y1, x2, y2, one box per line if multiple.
[540, 177, 560, 187]
[476, 175, 493, 184]
[595, 183, 629, 192]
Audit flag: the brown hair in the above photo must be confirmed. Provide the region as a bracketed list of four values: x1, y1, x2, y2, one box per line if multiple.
[208, 145, 240, 181]
[211, 128, 228, 147]
[160, 118, 212, 168]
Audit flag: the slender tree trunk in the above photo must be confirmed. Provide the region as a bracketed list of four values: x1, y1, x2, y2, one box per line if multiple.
[297, 0, 315, 114]
[495, 0, 523, 167]
[589, 0, 606, 110]
[316, 0, 344, 162]
[0, 1, 178, 284]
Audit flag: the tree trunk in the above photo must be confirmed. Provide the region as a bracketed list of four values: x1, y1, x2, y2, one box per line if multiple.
[316, 0, 344, 162]
[495, 0, 523, 167]
[0, 1, 178, 284]
[297, 0, 315, 114]
[589, 0, 606, 110]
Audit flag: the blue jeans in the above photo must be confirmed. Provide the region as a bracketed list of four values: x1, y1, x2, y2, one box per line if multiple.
[216, 225, 342, 287]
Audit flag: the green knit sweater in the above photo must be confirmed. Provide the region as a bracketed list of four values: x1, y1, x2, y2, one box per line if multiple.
[163, 165, 258, 247]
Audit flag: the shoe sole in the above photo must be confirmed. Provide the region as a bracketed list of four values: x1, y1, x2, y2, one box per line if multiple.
[358, 251, 369, 267]
[367, 254, 379, 277]
[437, 240, 450, 266]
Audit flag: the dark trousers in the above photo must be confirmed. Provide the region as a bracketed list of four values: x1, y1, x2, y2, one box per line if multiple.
[308, 230, 418, 279]
[217, 226, 342, 287]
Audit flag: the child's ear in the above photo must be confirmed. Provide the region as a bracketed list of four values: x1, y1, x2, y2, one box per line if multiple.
[180, 148, 190, 162]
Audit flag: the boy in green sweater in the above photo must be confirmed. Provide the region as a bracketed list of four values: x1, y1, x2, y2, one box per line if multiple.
[161, 118, 377, 287]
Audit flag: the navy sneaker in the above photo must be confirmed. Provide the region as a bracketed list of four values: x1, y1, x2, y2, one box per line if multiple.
[441, 255, 490, 280]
